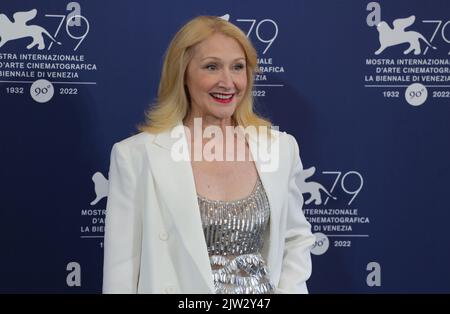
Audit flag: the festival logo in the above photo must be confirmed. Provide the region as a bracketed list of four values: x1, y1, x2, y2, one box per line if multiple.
[299, 166, 370, 255]
[365, 2, 450, 107]
[0, 2, 97, 103]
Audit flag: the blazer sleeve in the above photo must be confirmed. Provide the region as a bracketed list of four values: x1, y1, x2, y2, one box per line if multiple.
[276, 134, 316, 294]
[102, 143, 142, 293]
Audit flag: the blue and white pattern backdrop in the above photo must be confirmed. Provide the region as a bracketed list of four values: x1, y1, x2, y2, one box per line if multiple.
[1, 0, 449, 293]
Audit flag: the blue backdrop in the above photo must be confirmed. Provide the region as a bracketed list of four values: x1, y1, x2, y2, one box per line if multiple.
[1, 0, 449, 293]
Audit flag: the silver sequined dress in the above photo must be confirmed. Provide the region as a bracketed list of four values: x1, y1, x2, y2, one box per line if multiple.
[197, 176, 275, 294]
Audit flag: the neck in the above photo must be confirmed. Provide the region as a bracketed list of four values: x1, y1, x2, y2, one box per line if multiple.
[183, 113, 235, 135]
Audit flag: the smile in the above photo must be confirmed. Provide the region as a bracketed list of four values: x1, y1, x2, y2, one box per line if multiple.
[210, 93, 235, 104]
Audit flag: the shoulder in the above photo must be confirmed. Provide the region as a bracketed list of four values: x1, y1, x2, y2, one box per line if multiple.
[274, 129, 303, 174]
[269, 128, 300, 160]
[253, 128, 301, 174]
[109, 132, 155, 169]
[112, 132, 155, 155]
[114, 131, 155, 149]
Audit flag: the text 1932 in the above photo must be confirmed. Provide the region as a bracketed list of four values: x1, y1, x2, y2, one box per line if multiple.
[6, 87, 24, 94]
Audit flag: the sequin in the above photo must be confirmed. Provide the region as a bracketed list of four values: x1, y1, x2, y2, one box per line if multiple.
[197, 176, 274, 294]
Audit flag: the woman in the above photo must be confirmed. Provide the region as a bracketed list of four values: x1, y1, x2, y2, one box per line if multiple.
[102, 15, 315, 294]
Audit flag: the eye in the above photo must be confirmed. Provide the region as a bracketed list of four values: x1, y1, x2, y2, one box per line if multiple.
[205, 63, 218, 71]
[233, 63, 245, 71]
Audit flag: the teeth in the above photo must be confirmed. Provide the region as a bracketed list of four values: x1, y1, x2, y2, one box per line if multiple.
[211, 93, 233, 99]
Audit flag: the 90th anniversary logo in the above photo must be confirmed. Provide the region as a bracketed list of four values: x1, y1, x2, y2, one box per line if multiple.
[0, 2, 97, 103]
[365, 2, 450, 107]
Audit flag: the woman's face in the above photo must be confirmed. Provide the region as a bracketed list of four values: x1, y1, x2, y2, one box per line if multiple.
[185, 33, 247, 122]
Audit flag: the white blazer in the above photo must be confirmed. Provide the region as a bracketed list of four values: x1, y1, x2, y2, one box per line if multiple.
[102, 122, 315, 294]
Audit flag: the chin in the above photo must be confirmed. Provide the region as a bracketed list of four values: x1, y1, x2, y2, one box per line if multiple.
[215, 107, 236, 118]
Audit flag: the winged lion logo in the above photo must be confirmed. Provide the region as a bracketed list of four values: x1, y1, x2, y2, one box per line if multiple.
[375, 15, 436, 55]
[0, 9, 61, 50]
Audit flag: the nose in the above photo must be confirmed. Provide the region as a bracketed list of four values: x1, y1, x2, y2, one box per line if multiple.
[218, 69, 234, 90]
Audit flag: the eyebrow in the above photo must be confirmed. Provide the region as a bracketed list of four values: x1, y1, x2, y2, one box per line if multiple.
[200, 57, 246, 62]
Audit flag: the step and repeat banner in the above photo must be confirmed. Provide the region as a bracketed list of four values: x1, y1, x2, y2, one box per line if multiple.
[1, 0, 449, 293]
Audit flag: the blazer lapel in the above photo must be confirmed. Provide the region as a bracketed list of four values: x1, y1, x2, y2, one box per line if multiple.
[246, 128, 282, 276]
[145, 122, 215, 293]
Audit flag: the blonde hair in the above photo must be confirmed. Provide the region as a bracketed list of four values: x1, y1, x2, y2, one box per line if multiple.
[139, 15, 271, 134]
